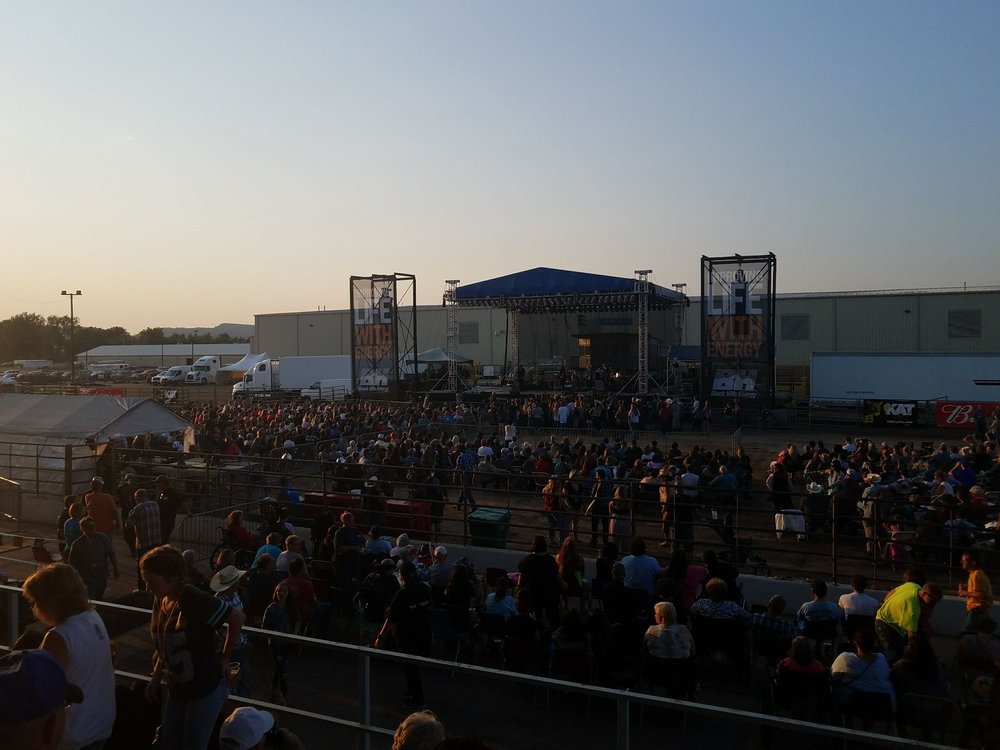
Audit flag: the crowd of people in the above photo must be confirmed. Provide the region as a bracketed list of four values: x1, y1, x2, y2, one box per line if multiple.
[18, 394, 1000, 748]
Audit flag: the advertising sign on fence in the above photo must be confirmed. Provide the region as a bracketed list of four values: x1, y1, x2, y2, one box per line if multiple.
[935, 402, 999, 429]
[862, 400, 919, 427]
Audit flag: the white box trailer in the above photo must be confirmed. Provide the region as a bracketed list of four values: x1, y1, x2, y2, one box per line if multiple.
[233, 355, 353, 397]
[810, 352, 1000, 402]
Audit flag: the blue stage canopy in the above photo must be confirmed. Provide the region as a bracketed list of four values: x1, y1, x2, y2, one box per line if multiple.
[454, 267, 686, 311]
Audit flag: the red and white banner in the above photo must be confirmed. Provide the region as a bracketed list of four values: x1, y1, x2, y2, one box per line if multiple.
[935, 402, 999, 429]
[76, 386, 126, 397]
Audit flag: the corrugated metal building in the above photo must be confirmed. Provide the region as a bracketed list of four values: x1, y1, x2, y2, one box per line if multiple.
[76, 344, 251, 368]
[253, 287, 1000, 371]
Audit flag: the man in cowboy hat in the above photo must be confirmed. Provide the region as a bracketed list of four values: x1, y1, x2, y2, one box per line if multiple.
[802, 480, 831, 536]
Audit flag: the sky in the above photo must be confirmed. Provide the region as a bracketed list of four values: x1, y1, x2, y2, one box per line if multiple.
[2, 1, 998, 331]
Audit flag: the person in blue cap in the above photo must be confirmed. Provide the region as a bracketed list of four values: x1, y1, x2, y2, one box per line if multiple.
[0, 649, 84, 750]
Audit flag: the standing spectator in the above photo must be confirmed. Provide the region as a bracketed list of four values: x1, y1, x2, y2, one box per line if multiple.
[141, 545, 245, 750]
[286, 557, 333, 636]
[517, 535, 565, 630]
[155, 475, 182, 544]
[766, 461, 791, 513]
[117, 472, 138, 556]
[0, 649, 83, 750]
[875, 581, 942, 663]
[608, 486, 632, 556]
[84, 477, 118, 536]
[63, 502, 85, 552]
[56, 495, 75, 555]
[562, 470, 584, 542]
[456, 444, 478, 510]
[67, 516, 119, 600]
[333, 511, 365, 586]
[542, 476, 563, 544]
[210, 566, 251, 698]
[22, 564, 116, 750]
[261, 583, 294, 705]
[125, 489, 161, 592]
[386, 561, 433, 709]
[958, 550, 993, 633]
[588, 458, 613, 547]
[555, 537, 587, 600]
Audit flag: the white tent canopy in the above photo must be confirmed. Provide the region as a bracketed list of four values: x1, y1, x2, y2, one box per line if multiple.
[0, 394, 192, 443]
[408, 347, 472, 364]
[0, 395, 194, 502]
[218, 352, 271, 374]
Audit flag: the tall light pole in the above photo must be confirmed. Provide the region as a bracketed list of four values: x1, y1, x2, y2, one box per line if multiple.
[61, 290, 82, 382]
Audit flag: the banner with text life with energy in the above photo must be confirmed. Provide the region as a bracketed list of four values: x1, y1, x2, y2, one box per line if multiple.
[700, 254, 776, 407]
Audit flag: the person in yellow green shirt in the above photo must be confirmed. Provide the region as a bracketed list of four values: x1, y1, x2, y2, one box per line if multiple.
[959, 550, 993, 632]
[875, 580, 942, 663]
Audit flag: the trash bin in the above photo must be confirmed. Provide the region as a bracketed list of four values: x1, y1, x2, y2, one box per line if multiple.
[468, 508, 511, 549]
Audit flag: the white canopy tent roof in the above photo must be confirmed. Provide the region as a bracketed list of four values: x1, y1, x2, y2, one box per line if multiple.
[408, 347, 472, 364]
[0, 394, 192, 444]
[0, 395, 194, 501]
[218, 352, 271, 374]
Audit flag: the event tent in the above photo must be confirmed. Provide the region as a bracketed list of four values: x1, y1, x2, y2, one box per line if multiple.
[0, 395, 194, 501]
[408, 347, 472, 364]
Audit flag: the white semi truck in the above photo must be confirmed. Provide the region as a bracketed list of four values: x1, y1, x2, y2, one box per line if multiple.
[232, 355, 353, 399]
[185, 355, 223, 384]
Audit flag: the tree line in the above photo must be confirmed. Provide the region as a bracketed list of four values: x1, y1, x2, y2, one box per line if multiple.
[0, 313, 248, 363]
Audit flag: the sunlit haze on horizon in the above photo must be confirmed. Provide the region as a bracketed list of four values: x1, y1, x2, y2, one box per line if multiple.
[2, 2, 998, 330]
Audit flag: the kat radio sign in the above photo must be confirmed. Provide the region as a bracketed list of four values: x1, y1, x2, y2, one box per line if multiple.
[935, 402, 999, 429]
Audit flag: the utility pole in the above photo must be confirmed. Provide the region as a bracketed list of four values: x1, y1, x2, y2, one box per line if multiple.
[61, 290, 82, 382]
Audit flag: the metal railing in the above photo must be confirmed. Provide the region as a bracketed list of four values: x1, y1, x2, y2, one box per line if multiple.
[0, 584, 957, 750]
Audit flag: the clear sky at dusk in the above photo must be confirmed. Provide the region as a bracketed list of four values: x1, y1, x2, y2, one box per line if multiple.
[2, 1, 998, 330]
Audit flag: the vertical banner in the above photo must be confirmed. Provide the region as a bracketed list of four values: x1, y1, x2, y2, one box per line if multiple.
[700, 254, 776, 408]
[349, 273, 418, 396]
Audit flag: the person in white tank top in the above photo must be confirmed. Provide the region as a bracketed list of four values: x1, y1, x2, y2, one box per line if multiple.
[22, 564, 116, 750]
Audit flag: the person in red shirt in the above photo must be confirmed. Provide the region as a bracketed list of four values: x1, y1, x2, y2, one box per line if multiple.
[284, 558, 333, 636]
[84, 478, 118, 535]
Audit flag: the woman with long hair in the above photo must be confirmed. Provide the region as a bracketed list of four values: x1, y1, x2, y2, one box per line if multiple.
[556, 536, 587, 598]
[608, 486, 632, 556]
[141, 545, 245, 750]
[23, 563, 116, 750]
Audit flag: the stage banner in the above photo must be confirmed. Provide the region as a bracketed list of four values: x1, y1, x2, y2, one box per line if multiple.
[935, 402, 999, 429]
[349, 274, 417, 396]
[350, 277, 397, 393]
[862, 399, 919, 427]
[700, 254, 776, 407]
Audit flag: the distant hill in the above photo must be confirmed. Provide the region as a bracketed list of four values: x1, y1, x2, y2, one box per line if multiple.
[161, 323, 254, 339]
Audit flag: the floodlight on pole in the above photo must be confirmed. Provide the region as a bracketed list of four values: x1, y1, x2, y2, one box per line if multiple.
[61, 290, 83, 382]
